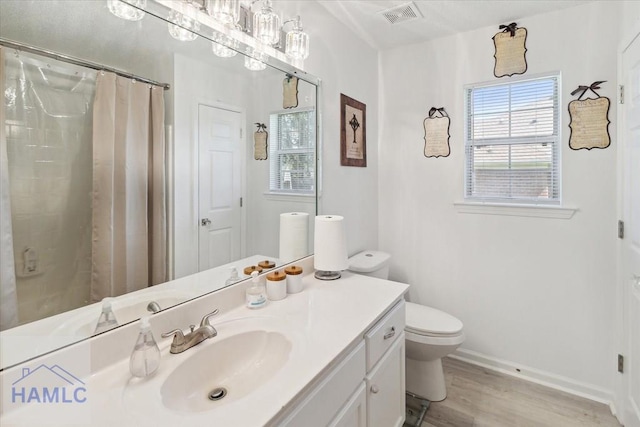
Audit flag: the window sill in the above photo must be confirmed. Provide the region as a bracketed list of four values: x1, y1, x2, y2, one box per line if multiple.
[263, 192, 315, 203]
[453, 201, 577, 219]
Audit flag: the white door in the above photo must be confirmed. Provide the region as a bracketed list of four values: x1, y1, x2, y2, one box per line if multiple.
[198, 104, 243, 271]
[621, 29, 640, 427]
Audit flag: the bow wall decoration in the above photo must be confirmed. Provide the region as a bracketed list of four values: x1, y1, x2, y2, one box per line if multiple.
[568, 81, 611, 150]
[493, 22, 528, 78]
[423, 107, 451, 158]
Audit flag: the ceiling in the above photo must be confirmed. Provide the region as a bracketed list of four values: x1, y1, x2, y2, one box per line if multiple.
[316, 0, 589, 50]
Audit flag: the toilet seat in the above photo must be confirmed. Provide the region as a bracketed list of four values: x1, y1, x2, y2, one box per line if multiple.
[405, 302, 463, 337]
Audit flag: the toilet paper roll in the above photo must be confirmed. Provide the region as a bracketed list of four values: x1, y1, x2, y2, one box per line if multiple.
[279, 212, 310, 263]
[314, 215, 348, 272]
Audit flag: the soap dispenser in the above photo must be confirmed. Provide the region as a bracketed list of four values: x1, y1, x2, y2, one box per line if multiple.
[225, 266, 240, 286]
[129, 316, 161, 378]
[94, 297, 118, 334]
[246, 270, 266, 309]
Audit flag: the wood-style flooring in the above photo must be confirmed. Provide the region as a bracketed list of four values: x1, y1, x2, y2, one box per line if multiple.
[404, 357, 621, 427]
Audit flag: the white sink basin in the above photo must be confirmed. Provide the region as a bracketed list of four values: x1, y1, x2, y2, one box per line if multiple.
[160, 330, 291, 412]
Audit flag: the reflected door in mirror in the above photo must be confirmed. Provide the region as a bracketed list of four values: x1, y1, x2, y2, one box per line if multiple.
[198, 104, 244, 270]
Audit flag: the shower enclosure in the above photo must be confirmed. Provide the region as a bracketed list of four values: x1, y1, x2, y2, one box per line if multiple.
[0, 46, 167, 331]
[2, 49, 96, 327]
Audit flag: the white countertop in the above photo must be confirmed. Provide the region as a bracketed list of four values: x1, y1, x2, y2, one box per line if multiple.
[0, 270, 408, 427]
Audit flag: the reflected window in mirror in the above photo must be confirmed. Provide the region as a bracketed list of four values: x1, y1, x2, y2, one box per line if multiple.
[268, 109, 315, 194]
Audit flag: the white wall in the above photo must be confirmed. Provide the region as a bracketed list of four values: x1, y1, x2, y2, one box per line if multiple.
[277, 1, 381, 256]
[379, 1, 620, 398]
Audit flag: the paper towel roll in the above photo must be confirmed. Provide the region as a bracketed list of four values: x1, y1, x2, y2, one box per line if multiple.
[279, 212, 310, 263]
[314, 215, 348, 272]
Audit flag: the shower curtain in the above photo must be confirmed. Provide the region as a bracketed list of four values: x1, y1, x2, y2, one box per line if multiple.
[91, 72, 167, 302]
[0, 47, 19, 329]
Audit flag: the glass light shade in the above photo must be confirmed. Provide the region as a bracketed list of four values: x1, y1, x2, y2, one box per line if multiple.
[253, 0, 281, 46]
[207, 0, 239, 25]
[212, 32, 238, 58]
[168, 5, 200, 42]
[244, 48, 267, 71]
[107, 0, 146, 21]
[286, 25, 309, 59]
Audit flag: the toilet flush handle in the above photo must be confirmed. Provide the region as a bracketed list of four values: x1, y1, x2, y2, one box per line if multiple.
[383, 326, 396, 340]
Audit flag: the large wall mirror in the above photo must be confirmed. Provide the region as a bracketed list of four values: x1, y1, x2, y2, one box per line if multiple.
[0, 0, 318, 369]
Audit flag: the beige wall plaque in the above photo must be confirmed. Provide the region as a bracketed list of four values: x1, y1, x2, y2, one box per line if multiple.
[283, 76, 299, 109]
[423, 109, 451, 158]
[568, 97, 611, 150]
[254, 124, 268, 160]
[493, 25, 528, 78]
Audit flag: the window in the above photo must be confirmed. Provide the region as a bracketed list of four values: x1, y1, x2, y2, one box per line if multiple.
[269, 109, 316, 194]
[465, 74, 560, 204]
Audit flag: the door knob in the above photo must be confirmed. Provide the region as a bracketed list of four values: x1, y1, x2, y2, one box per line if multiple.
[370, 385, 379, 394]
[633, 274, 640, 291]
[201, 218, 211, 226]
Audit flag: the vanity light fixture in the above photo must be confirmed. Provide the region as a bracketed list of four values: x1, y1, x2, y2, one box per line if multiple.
[107, 0, 146, 21]
[244, 47, 268, 71]
[168, 1, 201, 42]
[212, 30, 239, 57]
[207, 0, 240, 25]
[252, 0, 281, 46]
[284, 16, 309, 60]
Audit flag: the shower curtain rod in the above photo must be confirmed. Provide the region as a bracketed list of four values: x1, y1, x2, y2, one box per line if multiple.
[0, 38, 171, 90]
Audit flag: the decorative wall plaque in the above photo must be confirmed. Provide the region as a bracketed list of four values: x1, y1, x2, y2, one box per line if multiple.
[254, 123, 268, 160]
[568, 81, 611, 150]
[423, 107, 451, 158]
[340, 94, 366, 167]
[493, 22, 528, 78]
[283, 75, 299, 109]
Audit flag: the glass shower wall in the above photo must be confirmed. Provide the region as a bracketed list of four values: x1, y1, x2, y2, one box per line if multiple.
[4, 52, 96, 326]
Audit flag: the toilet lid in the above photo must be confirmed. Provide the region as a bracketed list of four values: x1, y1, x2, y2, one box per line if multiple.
[405, 302, 463, 336]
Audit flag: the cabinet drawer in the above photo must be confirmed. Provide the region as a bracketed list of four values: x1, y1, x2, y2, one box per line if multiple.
[365, 300, 405, 371]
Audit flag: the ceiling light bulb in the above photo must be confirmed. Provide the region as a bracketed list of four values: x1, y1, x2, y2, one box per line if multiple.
[285, 17, 309, 60]
[107, 0, 146, 21]
[244, 47, 267, 71]
[212, 31, 239, 58]
[253, 0, 281, 46]
[167, 2, 200, 42]
[207, 0, 239, 25]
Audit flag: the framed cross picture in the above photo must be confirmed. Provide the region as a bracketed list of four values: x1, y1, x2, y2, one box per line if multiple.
[340, 94, 366, 167]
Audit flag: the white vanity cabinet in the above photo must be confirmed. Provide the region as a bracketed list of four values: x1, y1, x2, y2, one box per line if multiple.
[275, 299, 406, 427]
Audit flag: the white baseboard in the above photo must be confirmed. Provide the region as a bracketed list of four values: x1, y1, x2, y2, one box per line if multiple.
[450, 348, 615, 409]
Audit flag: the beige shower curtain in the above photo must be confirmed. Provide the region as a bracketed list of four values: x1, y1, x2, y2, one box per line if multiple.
[0, 46, 19, 329]
[91, 72, 167, 303]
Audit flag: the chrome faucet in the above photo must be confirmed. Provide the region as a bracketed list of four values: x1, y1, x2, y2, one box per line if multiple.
[161, 309, 219, 354]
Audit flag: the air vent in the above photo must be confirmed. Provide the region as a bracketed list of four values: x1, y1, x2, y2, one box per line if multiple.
[379, 1, 422, 25]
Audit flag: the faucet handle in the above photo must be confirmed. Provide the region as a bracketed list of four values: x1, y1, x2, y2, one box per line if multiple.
[200, 309, 220, 327]
[161, 329, 186, 345]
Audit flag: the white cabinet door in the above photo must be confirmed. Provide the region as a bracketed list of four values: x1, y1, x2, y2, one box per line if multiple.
[366, 333, 405, 427]
[329, 382, 367, 427]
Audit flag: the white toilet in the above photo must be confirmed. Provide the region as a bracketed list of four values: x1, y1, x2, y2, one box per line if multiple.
[348, 250, 465, 402]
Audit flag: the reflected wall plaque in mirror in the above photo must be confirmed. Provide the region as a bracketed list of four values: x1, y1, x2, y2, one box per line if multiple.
[0, 0, 319, 370]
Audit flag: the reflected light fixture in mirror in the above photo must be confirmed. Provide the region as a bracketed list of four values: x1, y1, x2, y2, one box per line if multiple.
[244, 47, 267, 71]
[212, 31, 239, 57]
[168, 2, 201, 41]
[107, 0, 147, 21]
[207, 0, 239, 25]
[284, 16, 309, 60]
[253, 0, 281, 46]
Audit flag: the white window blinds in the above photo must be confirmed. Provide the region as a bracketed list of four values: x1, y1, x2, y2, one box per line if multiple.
[269, 109, 316, 194]
[465, 75, 560, 204]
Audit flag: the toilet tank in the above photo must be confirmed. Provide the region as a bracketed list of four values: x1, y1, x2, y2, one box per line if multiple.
[348, 251, 391, 280]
